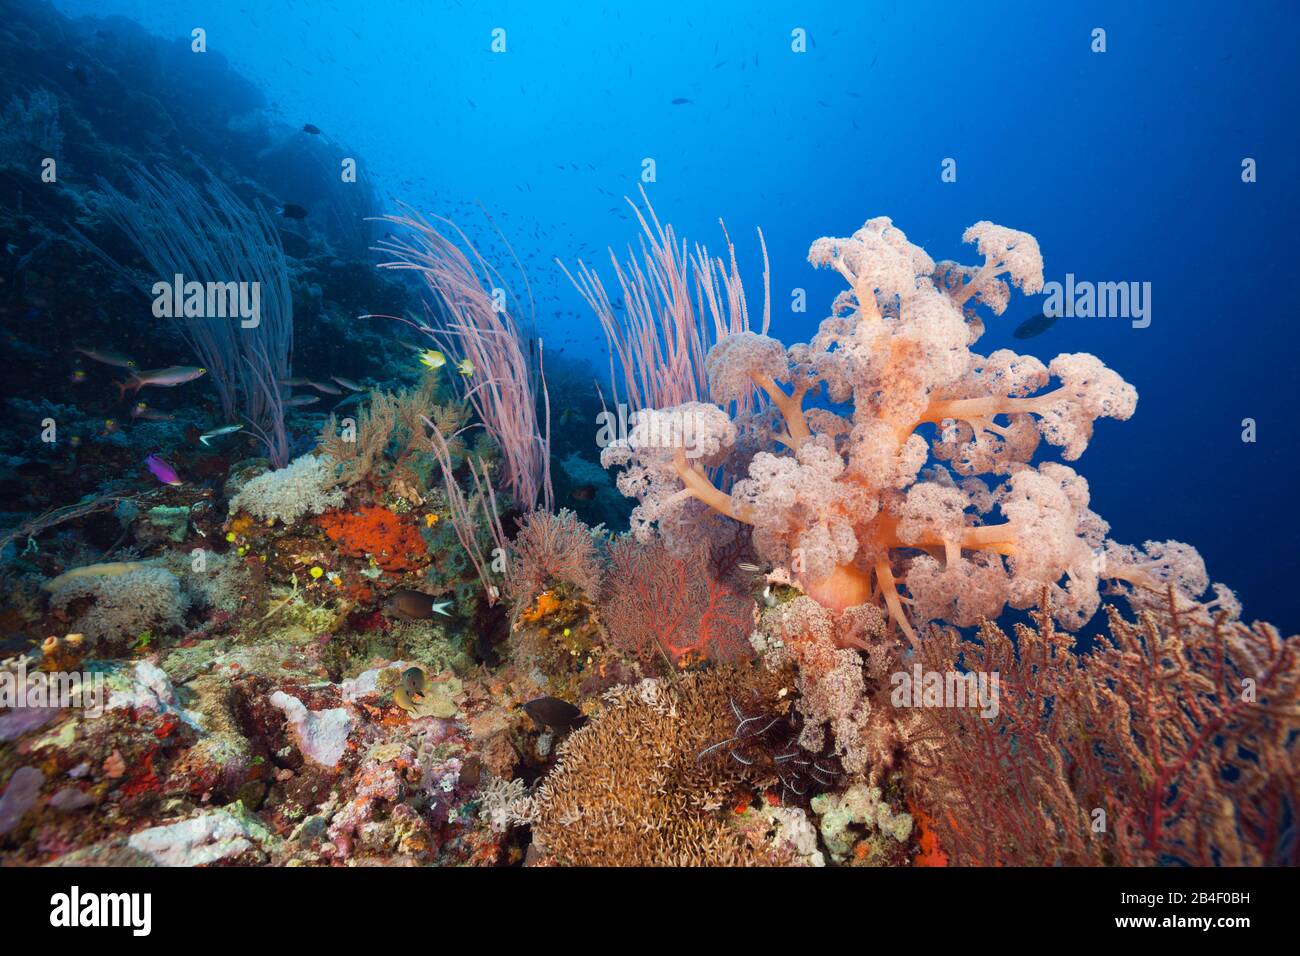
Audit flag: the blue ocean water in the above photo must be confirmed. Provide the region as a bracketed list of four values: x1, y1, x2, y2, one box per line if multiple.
[47, 0, 1300, 630]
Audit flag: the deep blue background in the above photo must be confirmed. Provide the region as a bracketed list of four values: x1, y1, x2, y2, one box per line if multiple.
[53, 0, 1300, 630]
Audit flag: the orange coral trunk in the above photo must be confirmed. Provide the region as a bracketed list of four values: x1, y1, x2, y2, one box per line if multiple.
[800, 564, 873, 613]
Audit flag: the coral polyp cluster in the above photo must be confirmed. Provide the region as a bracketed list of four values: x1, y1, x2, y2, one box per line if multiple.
[605, 214, 1177, 642]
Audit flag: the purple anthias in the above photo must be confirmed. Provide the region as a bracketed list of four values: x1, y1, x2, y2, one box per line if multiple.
[144, 454, 182, 486]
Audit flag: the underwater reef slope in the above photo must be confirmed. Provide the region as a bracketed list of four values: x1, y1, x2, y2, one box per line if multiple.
[0, 0, 1295, 870]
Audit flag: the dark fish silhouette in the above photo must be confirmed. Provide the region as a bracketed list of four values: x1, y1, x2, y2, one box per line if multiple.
[302, 123, 321, 134]
[1012, 311, 1060, 340]
[570, 484, 596, 502]
[385, 589, 453, 620]
[671, 97, 693, 105]
[523, 696, 586, 731]
[281, 203, 308, 220]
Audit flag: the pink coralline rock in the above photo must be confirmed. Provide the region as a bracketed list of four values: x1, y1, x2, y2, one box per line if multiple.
[0, 704, 61, 742]
[269, 691, 352, 768]
[0, 766, 44, 836]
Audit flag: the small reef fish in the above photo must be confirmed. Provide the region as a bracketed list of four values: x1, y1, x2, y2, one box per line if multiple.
[671, 97, 693, 105]
[281, 203, 308, 219]
[285, 395, 319, 407]
[1012, 311, 1060, 340]
[455, 358, 474, 377]
[330, 375, 364, 392]
[522, 696, 587, 732]
[393, 666, 452, 715]
[131, 403, 174, 421]
[569, 484, 596, 502]
[100, 418, 119, 436]
[68, 368, 88, 385]
[301, 123, 321, 135]
[116, 365, 206, 400]
[307, 380, 343, 395]
[199, 424, 244, 446]
[74, 347, 136, 369]
[385, 589, 453, 620]
[400, 666, 426, 700]
[278, 377, 311, 387]
[144, 453, 182, 486]
[419, 349, 446, 371]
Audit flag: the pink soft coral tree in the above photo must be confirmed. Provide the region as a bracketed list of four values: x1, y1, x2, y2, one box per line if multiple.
[586, 203, 1207, 643]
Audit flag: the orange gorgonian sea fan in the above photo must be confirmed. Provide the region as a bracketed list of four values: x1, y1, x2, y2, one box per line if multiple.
[504, 508, 604, 607]
[599, 531, 754, 667]
[908, 594, 1300, 866]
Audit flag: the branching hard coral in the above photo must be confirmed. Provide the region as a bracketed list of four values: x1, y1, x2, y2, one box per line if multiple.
[504, 508, 603, 607]
[527, 667, 798, 866]
[909, 593, 1300, 866]
[600, 532, 754, 667]
[592, 208, 1182, 642]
